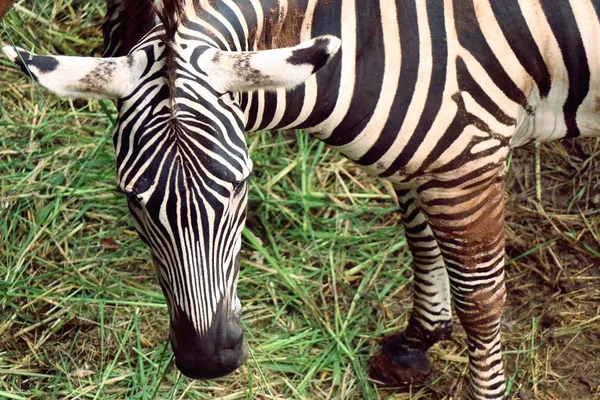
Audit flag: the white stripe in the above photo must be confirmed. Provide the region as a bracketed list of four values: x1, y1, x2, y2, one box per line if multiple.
[197, 3, 243, 50]
[518, 0, 569, 140]
[247, 0, 287, 130]
[332, 0, 401, 160]
[249, 90, 266, 131]
[375, 1, 436, 173]
[390, 0, 460, 177]
[244, 91, 253, 126]
[571, 0, 600, 135]
[221, 0, 251, 48]
[263, 88, 287, 130]
[248, 0, 264, 50]
[306, 0, 356, 138]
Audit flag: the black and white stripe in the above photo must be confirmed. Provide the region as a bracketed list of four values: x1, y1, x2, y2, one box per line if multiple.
[114, 23, 252, 337]
[5, 0, 600, 398]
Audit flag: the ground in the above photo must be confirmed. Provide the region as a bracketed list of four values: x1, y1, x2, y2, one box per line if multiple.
[1, 2, 599, 400]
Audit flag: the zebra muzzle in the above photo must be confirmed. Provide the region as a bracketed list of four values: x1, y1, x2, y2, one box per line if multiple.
[169, 303, 245, 380]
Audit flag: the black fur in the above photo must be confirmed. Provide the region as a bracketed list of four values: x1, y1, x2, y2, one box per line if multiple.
[15, 50, 58, 80]
[286, 37, 332, 74]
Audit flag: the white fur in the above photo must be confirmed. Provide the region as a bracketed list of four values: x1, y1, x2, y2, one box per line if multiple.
[2, 45, 143, 99]
[199, 35, 341, 93]
[2, 45, 18, 62]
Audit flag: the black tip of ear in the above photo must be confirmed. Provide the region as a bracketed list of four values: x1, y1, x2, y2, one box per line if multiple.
[2, 46, 59, 79]
[286, 37, 338, 74]
[13, 50, 36, 78]
[21, 52, 59, 73]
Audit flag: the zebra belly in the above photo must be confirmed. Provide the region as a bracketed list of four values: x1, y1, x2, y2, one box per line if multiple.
[512, 85, 600, 147]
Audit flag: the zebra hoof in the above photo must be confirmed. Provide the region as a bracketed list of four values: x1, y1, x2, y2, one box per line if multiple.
[368, 334, 432, 387]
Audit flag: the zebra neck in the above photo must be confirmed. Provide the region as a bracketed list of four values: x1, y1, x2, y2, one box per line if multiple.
[182, 0, 337, 134]
[225, 0, 346, 135]
[190, 0, 381, 142]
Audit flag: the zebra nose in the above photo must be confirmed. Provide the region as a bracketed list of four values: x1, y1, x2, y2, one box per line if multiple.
[170, 312, 245, 380]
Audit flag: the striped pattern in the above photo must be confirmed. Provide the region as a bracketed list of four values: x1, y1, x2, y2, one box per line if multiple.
[140, 3, 599, 398]
[113, 26, 253, 336]
[8, 0, 599, 398]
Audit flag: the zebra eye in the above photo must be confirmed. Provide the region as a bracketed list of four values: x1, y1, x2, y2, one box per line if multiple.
[116, 186, 142, 202]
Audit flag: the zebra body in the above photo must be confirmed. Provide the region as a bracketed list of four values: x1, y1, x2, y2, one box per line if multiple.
[4, 1, 600, 399]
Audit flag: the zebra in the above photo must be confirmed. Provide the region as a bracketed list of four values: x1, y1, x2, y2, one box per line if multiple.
[3, 0, 600, 398]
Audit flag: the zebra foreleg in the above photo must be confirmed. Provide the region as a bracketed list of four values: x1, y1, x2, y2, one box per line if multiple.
[369, 187, 453, 387]
[420, 175, 507, 400]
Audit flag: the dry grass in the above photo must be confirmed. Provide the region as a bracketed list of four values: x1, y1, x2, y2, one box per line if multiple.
[502, 139, 600, 400]
[1, 2, 599, 400]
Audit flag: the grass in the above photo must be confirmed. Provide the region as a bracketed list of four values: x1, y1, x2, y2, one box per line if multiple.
[1, 2, 599, 399]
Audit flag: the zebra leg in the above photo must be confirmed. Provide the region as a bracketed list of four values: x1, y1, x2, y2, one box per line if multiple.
[420, 174, 507, 400]
[369, 187, 453, 386]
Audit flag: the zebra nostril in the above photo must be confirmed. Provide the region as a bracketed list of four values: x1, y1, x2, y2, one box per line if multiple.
[168, 301, 245, 380]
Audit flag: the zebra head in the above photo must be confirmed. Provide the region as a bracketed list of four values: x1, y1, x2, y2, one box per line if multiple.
[2, 33, 340, 379]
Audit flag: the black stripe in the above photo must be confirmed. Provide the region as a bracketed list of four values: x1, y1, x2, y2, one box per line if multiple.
[275, 0, 309, 128]
[115, 84, 170, 163]
[381, 1, 447, 178]
[489, 0, 552, 99]
[539, 0, 591, 137]
[356, 0, 419, 166]
[256, 91, 278, 130]
[417, 164, 502, 195]
[177, 82, 247, 152]
[323, 1, 385, 146]
[256, 0, 283, 48]
[592, 0, 600, 20]
[185, 20, 232, 50]
[239, 1, 258, 51]
[21, 52, 59, 73]
[414, 83, 508, 176]
[297, 0, 342, 128]
[455, 57, 516, 126]
[245, 92, 260, 130]
[286, 37, 333, 73]
[213, 1, 248, 51]
[453, 0, 527, 107]
[278, 85, 306, 128]
[239, 92, 249, 112]
[445, 259, 504, 283]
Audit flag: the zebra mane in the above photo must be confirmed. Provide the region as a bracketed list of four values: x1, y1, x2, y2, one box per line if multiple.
[154, 0, 187, 41]
[154, 0, 190, 113]
[102, 0, 156, 57]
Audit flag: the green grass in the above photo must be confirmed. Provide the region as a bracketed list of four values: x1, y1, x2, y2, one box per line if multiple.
[2, 2, 600, 400]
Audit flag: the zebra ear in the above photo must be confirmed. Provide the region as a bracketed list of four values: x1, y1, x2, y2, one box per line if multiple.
[2, 45, 141, 99]
[205, 35, 341, 93]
